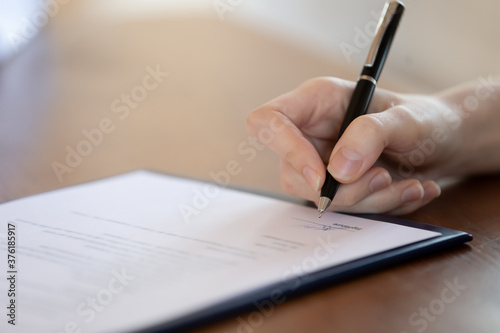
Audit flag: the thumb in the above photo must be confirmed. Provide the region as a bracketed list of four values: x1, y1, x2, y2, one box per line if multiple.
[327, 106, 420, 183]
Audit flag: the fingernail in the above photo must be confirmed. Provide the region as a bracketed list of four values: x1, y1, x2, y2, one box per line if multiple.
[422, 182, 441, 201]
[329, 148, 363, 182]
[369, 172, 391, 193]
[434, 184, 442, 197]
[401, 184, 424, 204]
[303, 166, 321, 191]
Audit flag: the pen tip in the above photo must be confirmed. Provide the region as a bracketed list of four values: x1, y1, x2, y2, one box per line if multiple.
[318, 210, 324, 218]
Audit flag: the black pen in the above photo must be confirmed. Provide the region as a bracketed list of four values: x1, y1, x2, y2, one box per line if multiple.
[318, 1, 405, 217]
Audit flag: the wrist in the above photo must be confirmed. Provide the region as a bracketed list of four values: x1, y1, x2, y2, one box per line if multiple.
[435, 77, 500, 177]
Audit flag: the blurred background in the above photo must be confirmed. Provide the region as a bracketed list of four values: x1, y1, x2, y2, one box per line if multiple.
[1, 0, 499, 202]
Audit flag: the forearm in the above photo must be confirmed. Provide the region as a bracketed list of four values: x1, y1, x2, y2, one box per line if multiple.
[436, 75, 500, 177]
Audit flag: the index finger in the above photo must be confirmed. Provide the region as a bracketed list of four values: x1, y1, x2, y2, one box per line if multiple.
[246, 78, 350, 190]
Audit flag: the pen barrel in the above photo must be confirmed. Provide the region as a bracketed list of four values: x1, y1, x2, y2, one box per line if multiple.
[319, 1, 403, 206]
[320, 172, 340, 198]
[337, 78, 376, 138]
[320, 79, 375, 199]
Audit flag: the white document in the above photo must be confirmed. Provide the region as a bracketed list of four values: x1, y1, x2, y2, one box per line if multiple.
[0, 171, 440, 333]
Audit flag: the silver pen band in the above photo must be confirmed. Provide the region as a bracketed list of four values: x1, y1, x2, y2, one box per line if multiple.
[359, 75, 377, 85]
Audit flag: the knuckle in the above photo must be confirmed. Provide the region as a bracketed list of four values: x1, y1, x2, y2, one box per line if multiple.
[391, 105, 420, 125]
[390, 105, 422, 141]
[354, 114, 385, 134]
[282, 148, 296, 165]
[349, 115, 387, 148]
[246, 106, 288, 140]
[301, 77, 334, 90]
[362, 105, 422, 145]
[245, 108, 265, 135]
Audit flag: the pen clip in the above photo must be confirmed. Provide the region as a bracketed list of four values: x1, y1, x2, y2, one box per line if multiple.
[365, 1, 402, 67]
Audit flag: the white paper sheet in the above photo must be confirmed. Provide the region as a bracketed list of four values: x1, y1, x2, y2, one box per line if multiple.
[0, 171, 439, 333]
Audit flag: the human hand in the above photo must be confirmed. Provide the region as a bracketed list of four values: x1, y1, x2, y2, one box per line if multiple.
[246, 77, 464, 215]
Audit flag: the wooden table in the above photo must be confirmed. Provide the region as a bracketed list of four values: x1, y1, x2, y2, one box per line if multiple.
[1, 6, 498, 333]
